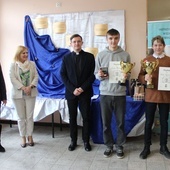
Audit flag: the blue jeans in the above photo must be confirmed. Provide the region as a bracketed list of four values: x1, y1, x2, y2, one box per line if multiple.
[100, 95, 126, 149]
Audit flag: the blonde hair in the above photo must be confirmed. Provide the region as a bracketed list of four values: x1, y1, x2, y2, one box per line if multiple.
[13, 45, 28, 62]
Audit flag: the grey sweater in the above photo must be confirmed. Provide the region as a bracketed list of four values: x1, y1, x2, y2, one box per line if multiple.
[95, 46, 130, 96]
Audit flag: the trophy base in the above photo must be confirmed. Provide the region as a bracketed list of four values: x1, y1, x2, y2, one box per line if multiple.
[146, 84, 154, 88]
[119, 82, 126, 86]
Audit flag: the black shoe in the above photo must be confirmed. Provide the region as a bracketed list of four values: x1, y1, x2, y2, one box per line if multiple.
[160, 146, 170, 159]
[84, 142, 91, 151]
[68, 142, 77, 151]
[103, 148, 113, 158]
[139, 147, 150, 159]
[116, 146, 124, 159]
[0, 144, 5, 152]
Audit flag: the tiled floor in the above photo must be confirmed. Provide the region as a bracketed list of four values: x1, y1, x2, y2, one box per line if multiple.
[0, 123, 170, 170]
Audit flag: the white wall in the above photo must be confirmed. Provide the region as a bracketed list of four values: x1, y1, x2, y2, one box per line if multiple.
[0, 0, 147, 123]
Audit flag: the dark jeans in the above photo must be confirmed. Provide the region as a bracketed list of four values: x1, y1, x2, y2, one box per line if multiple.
[100, 95, 126, 149]
[144, 102, 169, 146]
[67, 96, 91, 143]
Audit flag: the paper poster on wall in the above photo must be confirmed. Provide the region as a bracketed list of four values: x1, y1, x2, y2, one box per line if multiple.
[30, 10, 125, 53]
[148, 20, 170, 48]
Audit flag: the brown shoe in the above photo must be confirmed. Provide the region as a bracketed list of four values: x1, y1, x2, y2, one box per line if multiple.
[28, 142, 34, 146]
[21, 137, 26, 148]
[28, 136, 34, 146]
[20, 143, 26, 148]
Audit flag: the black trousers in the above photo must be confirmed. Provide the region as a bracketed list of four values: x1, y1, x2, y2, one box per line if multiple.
[144, 102, 169, 146]
[0, 124, 2, 142]
[67, 96, 91, 143]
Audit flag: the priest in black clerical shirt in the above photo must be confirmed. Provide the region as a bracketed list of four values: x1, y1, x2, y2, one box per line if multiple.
[60, 34, 95, 152]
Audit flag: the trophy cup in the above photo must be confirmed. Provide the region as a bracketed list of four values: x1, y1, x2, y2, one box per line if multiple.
[119, 61, 135, 85]
[140, 59, 159, 88]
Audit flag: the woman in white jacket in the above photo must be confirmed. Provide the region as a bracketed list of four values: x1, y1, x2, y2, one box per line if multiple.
[9, 45, 38, 148]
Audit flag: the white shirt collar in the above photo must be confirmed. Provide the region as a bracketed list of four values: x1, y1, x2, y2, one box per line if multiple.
[153, 53, 165, 59]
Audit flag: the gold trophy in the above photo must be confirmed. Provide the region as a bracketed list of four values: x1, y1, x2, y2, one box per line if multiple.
[140, 59, 159, 88]
[120, 61, 135, 85]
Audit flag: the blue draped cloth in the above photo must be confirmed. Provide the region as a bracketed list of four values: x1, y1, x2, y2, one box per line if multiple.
[24, 15, 70, 98]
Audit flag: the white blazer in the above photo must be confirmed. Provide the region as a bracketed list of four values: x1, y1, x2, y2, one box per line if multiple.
[9, 61, 38, 99]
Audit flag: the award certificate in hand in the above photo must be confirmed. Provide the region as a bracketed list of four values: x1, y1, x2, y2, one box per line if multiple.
[108, 61, 121, 83]
[158, 67, 170, 91]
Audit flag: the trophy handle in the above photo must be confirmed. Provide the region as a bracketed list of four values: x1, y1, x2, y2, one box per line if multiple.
[140, 60, 145, 71]
[132, 62, 135, 69]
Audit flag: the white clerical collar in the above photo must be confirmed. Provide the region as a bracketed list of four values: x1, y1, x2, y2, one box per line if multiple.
[153, 53, 165, 59]
[73, 50, 82, 55]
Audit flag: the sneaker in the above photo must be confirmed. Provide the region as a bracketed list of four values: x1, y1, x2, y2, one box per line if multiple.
[116, 146, 124, 159]
[104, 148, 113, 158]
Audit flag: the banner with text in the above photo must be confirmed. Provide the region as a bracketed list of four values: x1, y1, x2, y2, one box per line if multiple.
[148, 20, 170, 48]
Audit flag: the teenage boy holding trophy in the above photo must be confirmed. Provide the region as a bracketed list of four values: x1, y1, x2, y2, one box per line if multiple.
[95, 28, 132, 158]
[138, 35, 170, 159]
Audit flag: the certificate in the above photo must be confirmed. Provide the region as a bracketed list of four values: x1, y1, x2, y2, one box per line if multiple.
[158, 67, 170, 91]
[108, 61, 122, 83]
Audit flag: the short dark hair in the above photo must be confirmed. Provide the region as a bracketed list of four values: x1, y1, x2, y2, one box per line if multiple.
[152, 35, 165, 46]
[70, 34, 82, 41]
[106, 28, 120, 37]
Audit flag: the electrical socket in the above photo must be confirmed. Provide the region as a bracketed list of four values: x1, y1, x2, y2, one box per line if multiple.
[56, 2, 62, 7]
